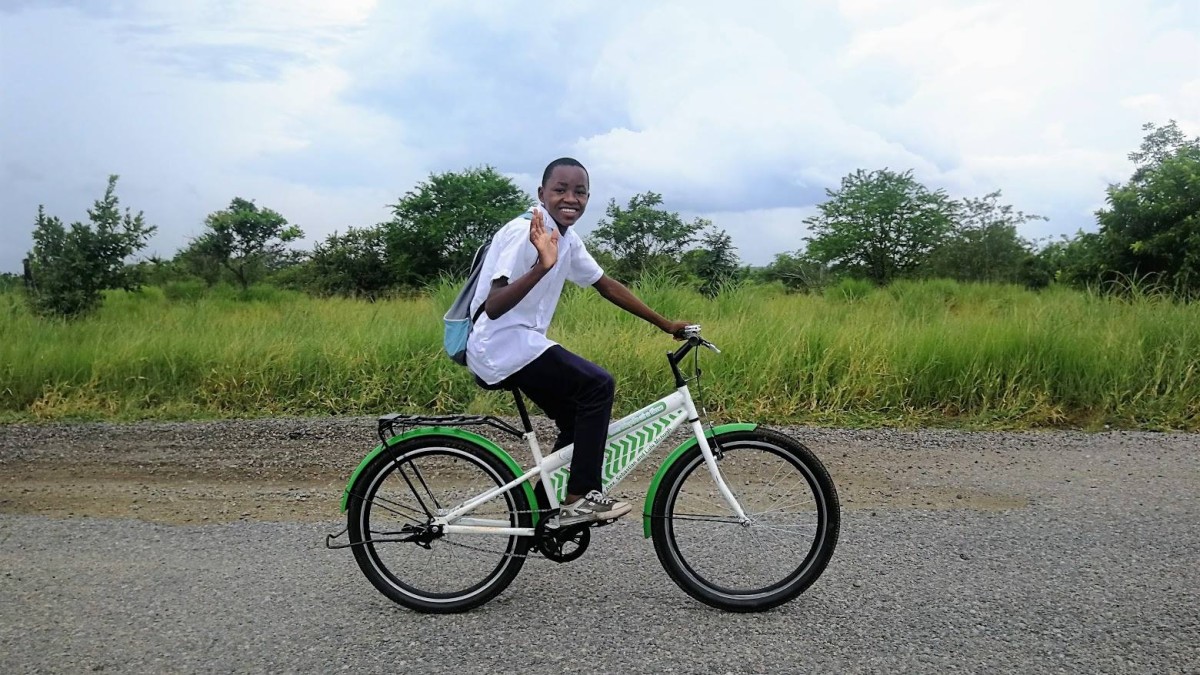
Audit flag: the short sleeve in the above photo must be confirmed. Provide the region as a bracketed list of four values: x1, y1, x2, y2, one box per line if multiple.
[567, 236, 604, 287]
[491, 220, 531, 281]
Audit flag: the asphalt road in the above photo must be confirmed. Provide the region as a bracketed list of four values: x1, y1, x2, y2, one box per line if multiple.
[2, 423, 1198, 673]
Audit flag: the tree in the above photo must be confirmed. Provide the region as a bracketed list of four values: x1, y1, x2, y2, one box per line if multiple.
[1128, 119, 1196, 171]
[762, 250, 835, 292]
[0, 272, 21, 292]
[383, 166, 532, 287]
[682, 227, 742, 297]
[190, 197, 303, 291]
[305, 226, 391, 298]
[25, 175, 156, 318]
[133, 255, 189, 287]
[1036, 232, 1108, 288]
[588, 192, 706, 283]
[1094, 120, 1200, 296]
[805, 169, 956, 284]
[173, 239, 224, 286]
[925, 191, 1045, 283]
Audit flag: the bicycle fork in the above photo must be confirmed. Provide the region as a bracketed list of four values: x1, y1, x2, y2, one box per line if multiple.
[681, 392, 752, 527]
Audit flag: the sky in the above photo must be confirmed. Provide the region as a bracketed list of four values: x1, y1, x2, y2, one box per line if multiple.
[1, 0, 1198, 274]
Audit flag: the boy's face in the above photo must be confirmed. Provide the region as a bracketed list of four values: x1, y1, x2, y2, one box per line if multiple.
[538, 165, 589, 228]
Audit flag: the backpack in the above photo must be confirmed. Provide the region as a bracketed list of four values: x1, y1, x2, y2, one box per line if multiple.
[442, 241, 491, 366]
[442, 210, 533, 366]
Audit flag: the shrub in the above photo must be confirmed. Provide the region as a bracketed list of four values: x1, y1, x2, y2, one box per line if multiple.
[825, 277, 874, 302]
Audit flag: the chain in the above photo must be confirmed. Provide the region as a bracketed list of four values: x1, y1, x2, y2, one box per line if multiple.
[346, 505, 566, 560]
[434, 534, 539, 559]
[423, 507, 584, 560]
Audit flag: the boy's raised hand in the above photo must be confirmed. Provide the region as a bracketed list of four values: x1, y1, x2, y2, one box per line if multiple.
[530, 207, 559, 271]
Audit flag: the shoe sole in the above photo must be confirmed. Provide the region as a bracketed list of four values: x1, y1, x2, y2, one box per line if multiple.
[557, 503, 633, 528]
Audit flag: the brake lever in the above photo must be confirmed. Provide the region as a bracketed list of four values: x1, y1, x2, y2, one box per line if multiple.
[700, 339, 722, 354]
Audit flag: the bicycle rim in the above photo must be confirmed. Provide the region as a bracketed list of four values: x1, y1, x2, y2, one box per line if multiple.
[657, 433, 838, 608]
[353, 442, 525, 609]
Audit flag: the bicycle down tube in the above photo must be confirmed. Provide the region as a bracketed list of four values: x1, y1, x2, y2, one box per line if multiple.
[432, 385, 751, 536]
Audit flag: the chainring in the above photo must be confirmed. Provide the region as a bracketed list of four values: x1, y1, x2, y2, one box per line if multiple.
[534, 517, 591, 563]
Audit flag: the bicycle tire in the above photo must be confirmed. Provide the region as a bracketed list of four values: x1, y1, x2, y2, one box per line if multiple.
[650, 428, 840, 612]
[346, 436, 532, 613]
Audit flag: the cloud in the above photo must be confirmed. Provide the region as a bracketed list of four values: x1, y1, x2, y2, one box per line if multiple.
[1, 0, 412, 266]
[685, 207, 820, 264]
[1, 0, 1198, 272]
[575, 3, 928, 211]
[572, 0, 1200, 257]
[833, 0, 1200, 211]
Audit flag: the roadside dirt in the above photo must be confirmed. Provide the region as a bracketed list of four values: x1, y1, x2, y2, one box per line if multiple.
[0, 461, 1027, 525]
[0, 417, 1045, 525]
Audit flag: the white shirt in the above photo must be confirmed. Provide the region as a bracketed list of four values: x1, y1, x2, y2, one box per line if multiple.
[466, 205, 604, 384]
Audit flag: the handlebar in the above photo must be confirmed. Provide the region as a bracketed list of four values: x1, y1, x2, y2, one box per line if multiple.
[667, 325, 719, 387]
[680, 324, 721, 353]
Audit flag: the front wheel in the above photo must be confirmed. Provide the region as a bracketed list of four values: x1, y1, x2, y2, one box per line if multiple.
[650, 428, 840, 612]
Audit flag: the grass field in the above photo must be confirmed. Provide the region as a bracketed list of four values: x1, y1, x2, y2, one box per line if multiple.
[2, 279, 1198, 430]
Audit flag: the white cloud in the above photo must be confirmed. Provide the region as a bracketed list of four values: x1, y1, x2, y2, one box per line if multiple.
[0, 0, 423, 265]
[571, 0, 1199, 258]
[2, 0, 1198, 271]
[687, 207, 820, 265]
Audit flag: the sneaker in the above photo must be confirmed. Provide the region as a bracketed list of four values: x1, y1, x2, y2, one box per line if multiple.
[558, 490, 632, 526]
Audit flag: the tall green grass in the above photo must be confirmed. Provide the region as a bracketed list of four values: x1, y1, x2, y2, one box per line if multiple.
[2, 280, 1197, 429]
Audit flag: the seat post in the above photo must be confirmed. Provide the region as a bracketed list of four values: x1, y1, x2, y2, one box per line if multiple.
[509, 388, 534, 433]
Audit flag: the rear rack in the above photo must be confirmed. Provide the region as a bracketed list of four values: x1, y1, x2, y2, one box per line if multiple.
[377, 413, 525, 445]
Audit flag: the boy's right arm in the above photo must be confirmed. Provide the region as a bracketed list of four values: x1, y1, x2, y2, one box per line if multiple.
[483, 209, 558, 320]
[483, 272, 544, 319]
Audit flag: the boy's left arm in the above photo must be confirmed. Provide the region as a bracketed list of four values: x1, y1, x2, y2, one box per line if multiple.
[593, 275, 689, 338]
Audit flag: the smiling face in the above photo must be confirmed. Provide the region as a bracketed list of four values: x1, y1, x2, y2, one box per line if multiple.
[537, 164, 590, 228]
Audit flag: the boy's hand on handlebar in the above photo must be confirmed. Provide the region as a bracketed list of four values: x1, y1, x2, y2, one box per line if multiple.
[664, 320, 691, 340]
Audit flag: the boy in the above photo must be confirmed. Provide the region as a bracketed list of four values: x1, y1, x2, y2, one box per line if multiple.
[466, 157, 690, 526]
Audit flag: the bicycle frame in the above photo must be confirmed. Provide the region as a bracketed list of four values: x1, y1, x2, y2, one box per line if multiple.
[433, 381, 750, 537]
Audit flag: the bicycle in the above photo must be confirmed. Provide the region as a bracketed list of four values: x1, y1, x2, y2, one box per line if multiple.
[327, 326, 840, 613]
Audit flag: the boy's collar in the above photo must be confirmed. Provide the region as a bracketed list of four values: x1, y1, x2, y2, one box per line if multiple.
[537, 202, 571, 235]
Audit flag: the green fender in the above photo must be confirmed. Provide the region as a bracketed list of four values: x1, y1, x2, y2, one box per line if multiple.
[642, 423, 757, 538]
[340, 427, 538, 524]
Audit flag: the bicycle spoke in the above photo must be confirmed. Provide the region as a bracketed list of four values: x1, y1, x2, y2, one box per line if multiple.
[745, 523, 801, 547]
[407, 457, 444, 512]
[744, 516, 820, 533]
[750, 496, 817, 517]
[662, 443, 827, 596]
[393, 459, 436, 518]
[367, 494, 426, 522]
[665, 513, 744, 524]
[350, 442, 528, 609]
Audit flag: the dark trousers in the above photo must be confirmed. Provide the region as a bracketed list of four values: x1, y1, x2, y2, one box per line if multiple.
[503, 345, 615, 496]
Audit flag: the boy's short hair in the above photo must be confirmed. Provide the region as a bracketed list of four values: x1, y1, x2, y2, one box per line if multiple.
[542, 157, 588, 185]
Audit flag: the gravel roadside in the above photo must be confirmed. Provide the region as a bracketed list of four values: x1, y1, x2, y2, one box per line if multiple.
[1, 418, 1198, 673]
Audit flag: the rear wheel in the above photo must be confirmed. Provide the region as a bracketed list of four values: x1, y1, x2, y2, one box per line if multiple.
[650, 428, 840, 611]
[346, 436, 531, 613]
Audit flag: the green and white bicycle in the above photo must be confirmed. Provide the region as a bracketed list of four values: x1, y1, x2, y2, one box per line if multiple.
[328, 326, 840, 613]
